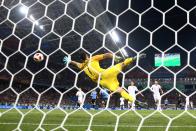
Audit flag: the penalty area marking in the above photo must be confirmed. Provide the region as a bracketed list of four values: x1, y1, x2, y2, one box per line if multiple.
[0, 123, 196, 128]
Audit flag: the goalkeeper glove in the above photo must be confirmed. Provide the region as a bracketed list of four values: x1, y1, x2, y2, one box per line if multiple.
[63, 56, 71, 64]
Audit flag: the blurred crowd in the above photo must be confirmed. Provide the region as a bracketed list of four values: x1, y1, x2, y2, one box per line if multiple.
[0, 82, 195, 110]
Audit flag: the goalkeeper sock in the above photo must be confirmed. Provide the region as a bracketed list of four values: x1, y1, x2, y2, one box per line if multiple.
[120, 90, 135, 102]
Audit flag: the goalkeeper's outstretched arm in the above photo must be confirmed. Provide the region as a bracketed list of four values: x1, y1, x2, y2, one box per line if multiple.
[63, 56, 82, 69]
[70, 61, 82, 69]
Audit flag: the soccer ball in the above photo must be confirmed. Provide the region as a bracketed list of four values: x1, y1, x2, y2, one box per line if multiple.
[33, 53, 44, 62]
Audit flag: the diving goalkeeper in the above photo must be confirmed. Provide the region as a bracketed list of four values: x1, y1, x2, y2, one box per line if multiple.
[63, 53, 146, 104]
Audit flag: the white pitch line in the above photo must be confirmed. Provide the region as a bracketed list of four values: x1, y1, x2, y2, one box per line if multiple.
[0, 123, 196, 128]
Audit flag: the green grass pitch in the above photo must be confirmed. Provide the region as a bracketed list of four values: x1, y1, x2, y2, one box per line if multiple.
[0, 109, 196, 131]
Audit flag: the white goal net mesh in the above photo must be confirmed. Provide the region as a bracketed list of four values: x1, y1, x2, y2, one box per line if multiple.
[0, 0, 196, 131]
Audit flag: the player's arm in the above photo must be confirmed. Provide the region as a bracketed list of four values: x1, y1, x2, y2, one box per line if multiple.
[70, 61, 83, 69]
[149, 86, 153, 92]
[138, 91, 144, 97]
[82, 91, 85, 96]
[136, 87, 144, 97]
[159, 86, 164, 94]
[63, 56, 83, 69]
[90, 92, 93, 97]
[150, 86, 155, 94]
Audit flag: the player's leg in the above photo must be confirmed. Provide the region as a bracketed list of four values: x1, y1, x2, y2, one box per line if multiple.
[78, 98, 84, 108]
[157, 100, 161, 110]
[110, 58, 134, 74]
[104, 82, 147, 109]
[109, 53, 146, 75]
[100, 68, 136, 103]
[113, 86, 135, 103]
[91, 99, 95, 108]
[131, 100, 136, 110]
[121, 53, 146, 68]
[155, 99, 158, 109]
[128, 101, 131, 109]
[100, 97, 106, 108]
[156, 95, 161, 110]
[102, 54, 146, 79]
[153, 95, 158, 109]
[101, 80, 135, 103]
[154, 95, 161, 110]
[103, 98, 107, 107]
[94, 99, 97, 108]
[176, 101, 178, 110]
[77, 99, 79, 107]
[154, 96, 157, 105]
[101, 79, 149, 110]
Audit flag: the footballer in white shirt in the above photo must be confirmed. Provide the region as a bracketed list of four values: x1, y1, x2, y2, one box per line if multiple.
[128, 81, 144, 110]
[76, 88, 85, 107]
[120, 97, 125, 110]
[150, 80, 163, 110]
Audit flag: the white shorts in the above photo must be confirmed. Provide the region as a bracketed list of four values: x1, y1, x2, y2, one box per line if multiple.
[120, 103, 124, 106]
[153, 94, 161, 101]
[78, 98, 83, 104]
[132, 101, 135, 107]
[128, 97, 136, 107]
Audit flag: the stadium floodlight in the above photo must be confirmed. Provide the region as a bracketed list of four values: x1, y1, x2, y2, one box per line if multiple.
[110, 30, 128, 57]
[29, 15, 35, 21]
[110, 30, 120, 42]
[121, 48, 128, 57]
[39, 25, 44, 30]
[19, 5, 28, 15]
[35, 21, 39, 26]
[29, 14, 43, 30]
[29, 15, 39, 26]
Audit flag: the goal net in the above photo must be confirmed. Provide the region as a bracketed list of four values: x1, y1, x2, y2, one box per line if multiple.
[0, 0, 195, 131]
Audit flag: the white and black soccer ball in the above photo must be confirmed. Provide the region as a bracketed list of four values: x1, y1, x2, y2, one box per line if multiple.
[33, 53, 44, 62]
